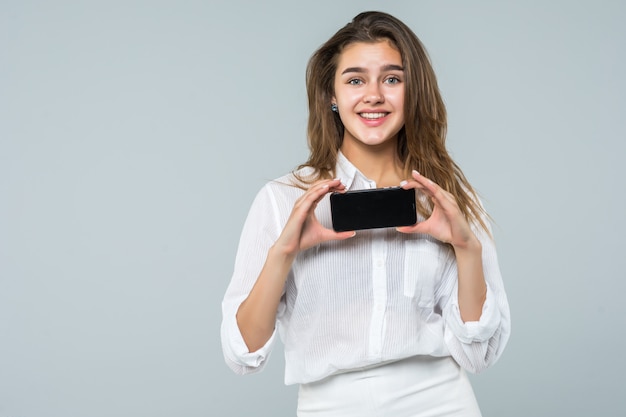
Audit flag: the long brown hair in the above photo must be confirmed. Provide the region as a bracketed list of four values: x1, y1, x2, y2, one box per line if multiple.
[297, 11, 489, 233]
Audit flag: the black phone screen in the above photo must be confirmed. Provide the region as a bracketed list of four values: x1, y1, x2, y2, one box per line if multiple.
[330, 187, 417, 232]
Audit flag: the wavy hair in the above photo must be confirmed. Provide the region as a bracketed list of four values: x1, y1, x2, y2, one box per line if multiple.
[297, 11, 489, 233]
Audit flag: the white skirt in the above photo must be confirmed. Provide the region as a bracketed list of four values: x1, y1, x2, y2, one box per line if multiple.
[297, 356, 482, 417]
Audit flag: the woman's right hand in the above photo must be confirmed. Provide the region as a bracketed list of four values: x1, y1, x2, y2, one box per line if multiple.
[274, 178, 356, 256]
[236, 178, 354, 352]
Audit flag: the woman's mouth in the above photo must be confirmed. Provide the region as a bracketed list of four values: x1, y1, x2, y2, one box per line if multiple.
[359, 112, 389, 120]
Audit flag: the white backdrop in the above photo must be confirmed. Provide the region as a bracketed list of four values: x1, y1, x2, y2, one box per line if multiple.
[1, 1, 625, 416]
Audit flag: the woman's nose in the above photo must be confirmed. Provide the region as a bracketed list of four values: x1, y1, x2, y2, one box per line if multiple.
[363, 84, 384, 104]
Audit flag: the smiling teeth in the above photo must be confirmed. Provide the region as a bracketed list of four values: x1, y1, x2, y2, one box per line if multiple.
[360, 112, 387, 119]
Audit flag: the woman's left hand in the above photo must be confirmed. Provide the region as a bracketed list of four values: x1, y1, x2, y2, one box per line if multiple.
[396, 170, 478, 250]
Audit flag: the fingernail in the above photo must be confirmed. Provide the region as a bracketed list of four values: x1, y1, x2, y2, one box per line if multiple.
[333, 178, 344, 187]
[400, 180, 408, 186]
[412, 170, 420, 176]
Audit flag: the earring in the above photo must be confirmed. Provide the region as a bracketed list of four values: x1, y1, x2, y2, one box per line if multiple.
[331, 103, 338, 112]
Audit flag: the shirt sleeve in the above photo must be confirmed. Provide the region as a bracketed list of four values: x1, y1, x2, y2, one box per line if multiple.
[441, 218, 512, 374]
[220, 184, 284, 375]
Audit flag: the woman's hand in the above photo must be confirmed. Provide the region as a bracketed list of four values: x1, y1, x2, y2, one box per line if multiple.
[397, 171, 479, 250]
[397, 171, 487, 321]
[237, 179, 353, 352]
[274, 179, 355, 256]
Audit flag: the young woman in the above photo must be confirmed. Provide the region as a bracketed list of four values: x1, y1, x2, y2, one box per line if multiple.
[221, 11, 510, 417]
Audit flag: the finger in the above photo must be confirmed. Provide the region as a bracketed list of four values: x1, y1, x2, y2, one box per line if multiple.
[399, 179, 418, 190]
[298, 180, 337, 203]
[293, 179, 344, 219]
[395, 221, 436, 236]
[395, 224, 417, 234]
[310, 178, 345, 195]
[308, 180, 343, 204]
[411, 170, 440, 195]
[397, 220, 452, 243]
[400, 180, 433, 208]
[411, 171, 458, 207]
[326, 230, 357, 241]
[328, 178, 346, 190]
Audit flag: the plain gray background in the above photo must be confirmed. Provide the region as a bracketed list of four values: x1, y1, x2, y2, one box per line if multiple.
[2, 0, 625, 416]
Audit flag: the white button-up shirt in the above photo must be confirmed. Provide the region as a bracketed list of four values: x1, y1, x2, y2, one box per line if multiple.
[221, 153, 511, 385]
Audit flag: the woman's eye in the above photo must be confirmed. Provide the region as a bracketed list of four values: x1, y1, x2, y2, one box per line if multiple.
[348, 79, 363, 85]
[385, 76, 401, 85]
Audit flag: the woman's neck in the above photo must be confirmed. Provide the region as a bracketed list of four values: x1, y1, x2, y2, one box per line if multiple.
[340, 140, 405, 187]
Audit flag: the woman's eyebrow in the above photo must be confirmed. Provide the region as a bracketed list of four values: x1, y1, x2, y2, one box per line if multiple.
[382, 64, 404, 72]
[341, 64, 404, 75]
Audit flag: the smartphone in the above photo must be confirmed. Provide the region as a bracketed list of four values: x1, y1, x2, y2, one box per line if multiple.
[330, 187, 417, 232]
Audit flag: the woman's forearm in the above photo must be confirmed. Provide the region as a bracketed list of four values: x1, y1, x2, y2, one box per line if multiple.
[236, 245, 295, 352]
[453, 238, 487, 322]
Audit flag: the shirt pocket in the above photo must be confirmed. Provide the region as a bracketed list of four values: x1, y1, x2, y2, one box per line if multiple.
[403, 239, 443, 307]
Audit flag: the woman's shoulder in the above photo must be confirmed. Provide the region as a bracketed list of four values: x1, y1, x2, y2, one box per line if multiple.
[254, 166, 314, 202]
[264, 166, 315, 191]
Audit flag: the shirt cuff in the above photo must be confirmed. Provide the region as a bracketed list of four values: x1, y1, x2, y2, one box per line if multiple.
[444, 283, 501, 344]
[222, 307, 278, 369]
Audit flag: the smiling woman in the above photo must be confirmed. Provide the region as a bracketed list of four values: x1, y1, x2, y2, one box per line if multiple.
[221, 11, 510, 417]
[333, 41, 406, 169]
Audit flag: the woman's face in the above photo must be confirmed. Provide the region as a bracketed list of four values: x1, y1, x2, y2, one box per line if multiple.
[333, 40, 405, 152]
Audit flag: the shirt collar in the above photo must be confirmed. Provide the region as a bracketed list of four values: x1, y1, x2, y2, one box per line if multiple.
[335, 151, 357, 189]
[336, 151, 376, 190]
